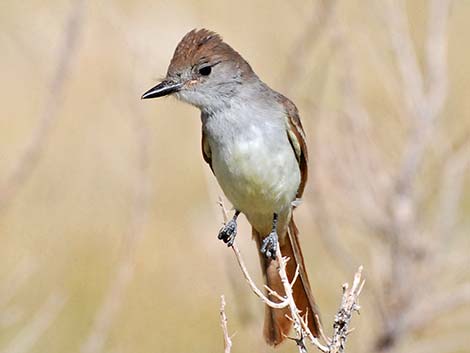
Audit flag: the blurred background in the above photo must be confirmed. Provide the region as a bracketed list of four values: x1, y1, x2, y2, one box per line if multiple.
[0, 1, 469, 352]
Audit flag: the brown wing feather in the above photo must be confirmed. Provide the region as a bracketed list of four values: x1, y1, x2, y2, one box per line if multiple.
[277, 95, 308, 198]
[201, 129, 214, 173]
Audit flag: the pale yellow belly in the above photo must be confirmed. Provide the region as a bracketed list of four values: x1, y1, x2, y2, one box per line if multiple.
[212, 136, 300, 235]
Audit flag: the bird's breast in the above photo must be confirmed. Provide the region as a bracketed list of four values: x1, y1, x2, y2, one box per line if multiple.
[207, 120, 300, 226]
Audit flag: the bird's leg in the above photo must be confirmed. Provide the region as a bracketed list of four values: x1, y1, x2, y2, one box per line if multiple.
[218, 210, 240, 247]
[261, 213, 279, 260]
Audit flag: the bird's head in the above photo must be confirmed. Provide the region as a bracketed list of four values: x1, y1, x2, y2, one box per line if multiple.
[142, 29, 255, 111]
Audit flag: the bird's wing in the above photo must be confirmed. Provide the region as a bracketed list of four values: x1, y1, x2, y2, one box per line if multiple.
[200, 97, 307, 196]
[279, 95, 308, 198]
[201, 129, 214, 173]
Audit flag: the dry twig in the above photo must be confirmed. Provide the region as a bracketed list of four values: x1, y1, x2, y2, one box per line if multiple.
[80, 103, 151, 353]
[220, 295, 233, 353]
[328, 267, 364, 353]
[0, 0, 86, 212]
[1, 291, 67, 353]
[218, 199, 364, 353]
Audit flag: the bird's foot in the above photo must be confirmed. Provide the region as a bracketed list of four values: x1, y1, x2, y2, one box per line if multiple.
[261, 230, 278, 260]
[218, 213, 239, 247]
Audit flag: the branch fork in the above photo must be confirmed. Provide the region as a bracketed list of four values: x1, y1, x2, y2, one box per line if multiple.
[217, 199, 364, 353]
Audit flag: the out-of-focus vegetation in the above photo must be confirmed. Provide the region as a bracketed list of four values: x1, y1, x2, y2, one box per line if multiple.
[0, 1, 469, 353]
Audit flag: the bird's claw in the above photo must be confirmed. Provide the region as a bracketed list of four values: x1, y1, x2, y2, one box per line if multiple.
[261, 230, 278, 260]
[218, 219, 237, 247]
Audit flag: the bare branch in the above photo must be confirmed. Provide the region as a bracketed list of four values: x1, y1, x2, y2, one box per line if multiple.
[0, 0, 86, 212]
[229, 243, 289, 309]
[217, 199, 364, 353]
[274, 245, 329, 353]
[435, 143, 470, 240]
[219, 295, 233, 353]
[1, 291, 67, 353]
[281, 0, 337, 96]
[425, 0, 452, 118]
[80, 103, 151, 353]
[217, 200, 289, 309]
[329, 267, 364, 353]
[383, 0, 425, 121]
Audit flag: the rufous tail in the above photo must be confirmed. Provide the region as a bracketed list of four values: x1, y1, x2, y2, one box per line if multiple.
[253, 217, 322, 346]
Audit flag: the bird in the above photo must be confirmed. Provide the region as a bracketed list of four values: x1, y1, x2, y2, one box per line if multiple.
[142, 28, 321, 346]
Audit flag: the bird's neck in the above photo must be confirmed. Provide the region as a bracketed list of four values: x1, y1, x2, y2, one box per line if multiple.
[199, 79, 273, 115]
[201, 87, 286, 147]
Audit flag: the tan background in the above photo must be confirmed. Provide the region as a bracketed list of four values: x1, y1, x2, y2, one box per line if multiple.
[0, 1, 469, 353]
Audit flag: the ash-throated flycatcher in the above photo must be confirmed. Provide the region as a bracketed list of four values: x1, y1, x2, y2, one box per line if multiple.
[142, 29, 321, 346]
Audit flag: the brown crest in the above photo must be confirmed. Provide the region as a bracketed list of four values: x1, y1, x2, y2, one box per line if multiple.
[167, 28, 252, 76]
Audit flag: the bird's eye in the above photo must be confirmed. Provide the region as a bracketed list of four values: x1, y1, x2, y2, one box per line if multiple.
[199, 66, 212, 76]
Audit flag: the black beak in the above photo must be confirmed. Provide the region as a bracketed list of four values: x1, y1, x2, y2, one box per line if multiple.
[141, 80, 182, 99]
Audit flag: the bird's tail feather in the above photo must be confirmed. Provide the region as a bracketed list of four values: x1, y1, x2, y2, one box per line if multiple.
[253, 216, 322, 346]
